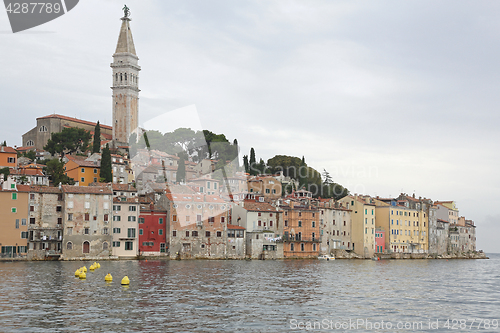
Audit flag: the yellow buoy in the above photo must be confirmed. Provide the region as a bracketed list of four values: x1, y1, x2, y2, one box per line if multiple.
[82, 266, 87, 272]
[105, 273, 113, 282]
[97, 263, 101, 268]
[79, 271, 86, 279]
[121, 276, 130, 285]
[75, 269, 81, 277]
[89, 264, 95, 271]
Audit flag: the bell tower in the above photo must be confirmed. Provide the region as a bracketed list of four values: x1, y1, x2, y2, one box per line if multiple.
[111, 8, 140, 147]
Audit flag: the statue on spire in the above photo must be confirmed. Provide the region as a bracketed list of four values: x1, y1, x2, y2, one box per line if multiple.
[122, 4, 130, 18]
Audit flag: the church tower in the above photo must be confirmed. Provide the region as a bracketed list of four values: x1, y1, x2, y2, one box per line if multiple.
[111, 10, 140, 147]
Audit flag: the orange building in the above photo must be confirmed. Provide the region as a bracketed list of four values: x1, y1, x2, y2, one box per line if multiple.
[0, 146, 17, 168]
[281, 199, 320, 258]
[64, 156, 101, 186]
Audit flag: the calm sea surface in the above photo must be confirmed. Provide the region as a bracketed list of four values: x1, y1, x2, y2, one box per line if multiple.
[0, 255, 499, 333]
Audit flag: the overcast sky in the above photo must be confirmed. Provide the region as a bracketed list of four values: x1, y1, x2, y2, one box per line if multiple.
[1, 0, 499, 252]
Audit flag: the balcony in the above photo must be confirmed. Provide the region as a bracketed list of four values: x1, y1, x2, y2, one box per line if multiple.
[279, 235, 321, 243]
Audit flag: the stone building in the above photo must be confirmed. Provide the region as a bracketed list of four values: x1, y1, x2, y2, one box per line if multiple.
[27, 186, 64, 260]
[232, 198, 284, 259]
[111, 184, 139, 258]
[22, 114, 112, 151]
[160, 193, 234, 259]
[61, 185, 113, 259]
[318, 200, 352, 255]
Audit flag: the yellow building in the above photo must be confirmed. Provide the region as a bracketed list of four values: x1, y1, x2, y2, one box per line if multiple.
[64, 156, 101, 186]
[339, 195, 376, 258]
[374, 195, 429, 253]
[0, 181, 29, 257]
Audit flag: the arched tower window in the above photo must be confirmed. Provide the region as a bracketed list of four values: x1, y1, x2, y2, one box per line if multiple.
[120, 73, 123, 81]
[39, 126, 47, 132]
[26, 140, 34, 146]
[115, 73, 118, 82]
[124, 73, 127, 81]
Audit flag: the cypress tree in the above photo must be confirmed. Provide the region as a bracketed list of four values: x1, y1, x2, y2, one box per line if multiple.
[93, 121, 101, 153]
[176, 156, 186, 183]
[101, 144, 112, 182]
[243, 155, 249, 174]
[249, 148, 256, 175]
[233, 139, 239, 168]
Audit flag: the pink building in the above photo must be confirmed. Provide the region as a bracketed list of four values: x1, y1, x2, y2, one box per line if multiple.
[375, 228, 385, 253]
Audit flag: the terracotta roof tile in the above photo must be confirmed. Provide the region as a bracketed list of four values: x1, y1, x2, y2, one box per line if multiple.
[36, 114, 112, 130]
[62, 185, 112, 194]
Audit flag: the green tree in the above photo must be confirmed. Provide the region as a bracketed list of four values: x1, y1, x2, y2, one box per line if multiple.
[243, 155, 249, 174]
[0, 167, 10, 181]
[92, 121, 101, 153]
[233, 139, 240, 168]
[44, 159, 74, 185]
[249, 148, 257, 175]
[44, 127, 92, 158]
[176, 156, 186, 183]
[100, 144, 112, 182]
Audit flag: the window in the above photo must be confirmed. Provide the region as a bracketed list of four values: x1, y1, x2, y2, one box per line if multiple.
[258, 220, 261, 227]
[104, 214, 108, 222]
[68, 213, 73, 221]
[139, 229, 143, 235]
[192, 231, 198, 237]
[208, 217, 214, 223]
[85, 213, 89, 221]
[205, 231, 211, 237]
[113, 228, 121, 234]
[113, 205, 121, 211]
[127, 228, 136, 238]
[128, 216, 136, 222]
[290, 243, 294, 251]
[11, 207, 16, 213]
[125, 241, 133, 251]
[39, 125, 47, 132]
[298, 221, 302, 227]
[67, 242, 73, 250]
[284, 220, 288, 227]
[56, 206, 62, 212]
[172, 231, 177, 237]
[103, 228, 109, 235]
[129, 206, 136, 211]
[57, 218, 62, 225]
[186, 231, 190, 237]
[159, 229, 163, 235]
[21, 231, 28, 239]
[301, 243, 305, 251]
[84, 228, 89, 235]
[67, 227, 73, 235]
[172, 215, 177, 222]
[312, 221, 315, 228]
[113, 216, 121, 222]
[12, 193, 17, 200]
[15, 219, 19, 229]
[103, 242, 109, 250]
[139, 217, 144, 224]
[221, 216, 225, 223]
[84, 202, 90, 209]
[83, 241, 90, 254]
[313, 243, 316, 251]
[217, 231, 222, 237]
[270, 220, 273, 227]
[21, 218, 26, 226]
[81, 178, 85, 183]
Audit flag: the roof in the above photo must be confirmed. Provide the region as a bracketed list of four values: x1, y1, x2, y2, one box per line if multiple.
[437, 219, 450, 223]
[243, 201, 277, 212]
[227, 224, 245, 230]
[66, 155, 100, 168]
[115, 18, 137, 55]
[113, 197, 139, 204]
[0, 146, 17, 154]
[30, 186, 62, 193]
[10, 168, 45, 176]
[36, 114, 112, 130]
[112, 184, 137, 192]
[62, 185, 112, 194]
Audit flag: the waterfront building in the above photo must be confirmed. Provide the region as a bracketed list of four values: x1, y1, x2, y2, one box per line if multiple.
[247, 175, 282, 200]
[61, 185, 113, 259]
[375, 228, 385, 253]
[111, 184, 139, 258]
[435, 201, 459, 225]
[280, 192, 321, 258]
[0, 180, 29, 258]
[317, 199, 352, 255]
[27, 186, 64, 260]
[138, 203, 168, 256]
[232, 198, 284, 259]
[10, 164, 49, 186]
[339, 195, 376, 258]
[160, 193, 233, 259]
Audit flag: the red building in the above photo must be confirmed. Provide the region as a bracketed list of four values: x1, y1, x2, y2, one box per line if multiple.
[375, 228, 385, 253]
[139, 203, 168, 256]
